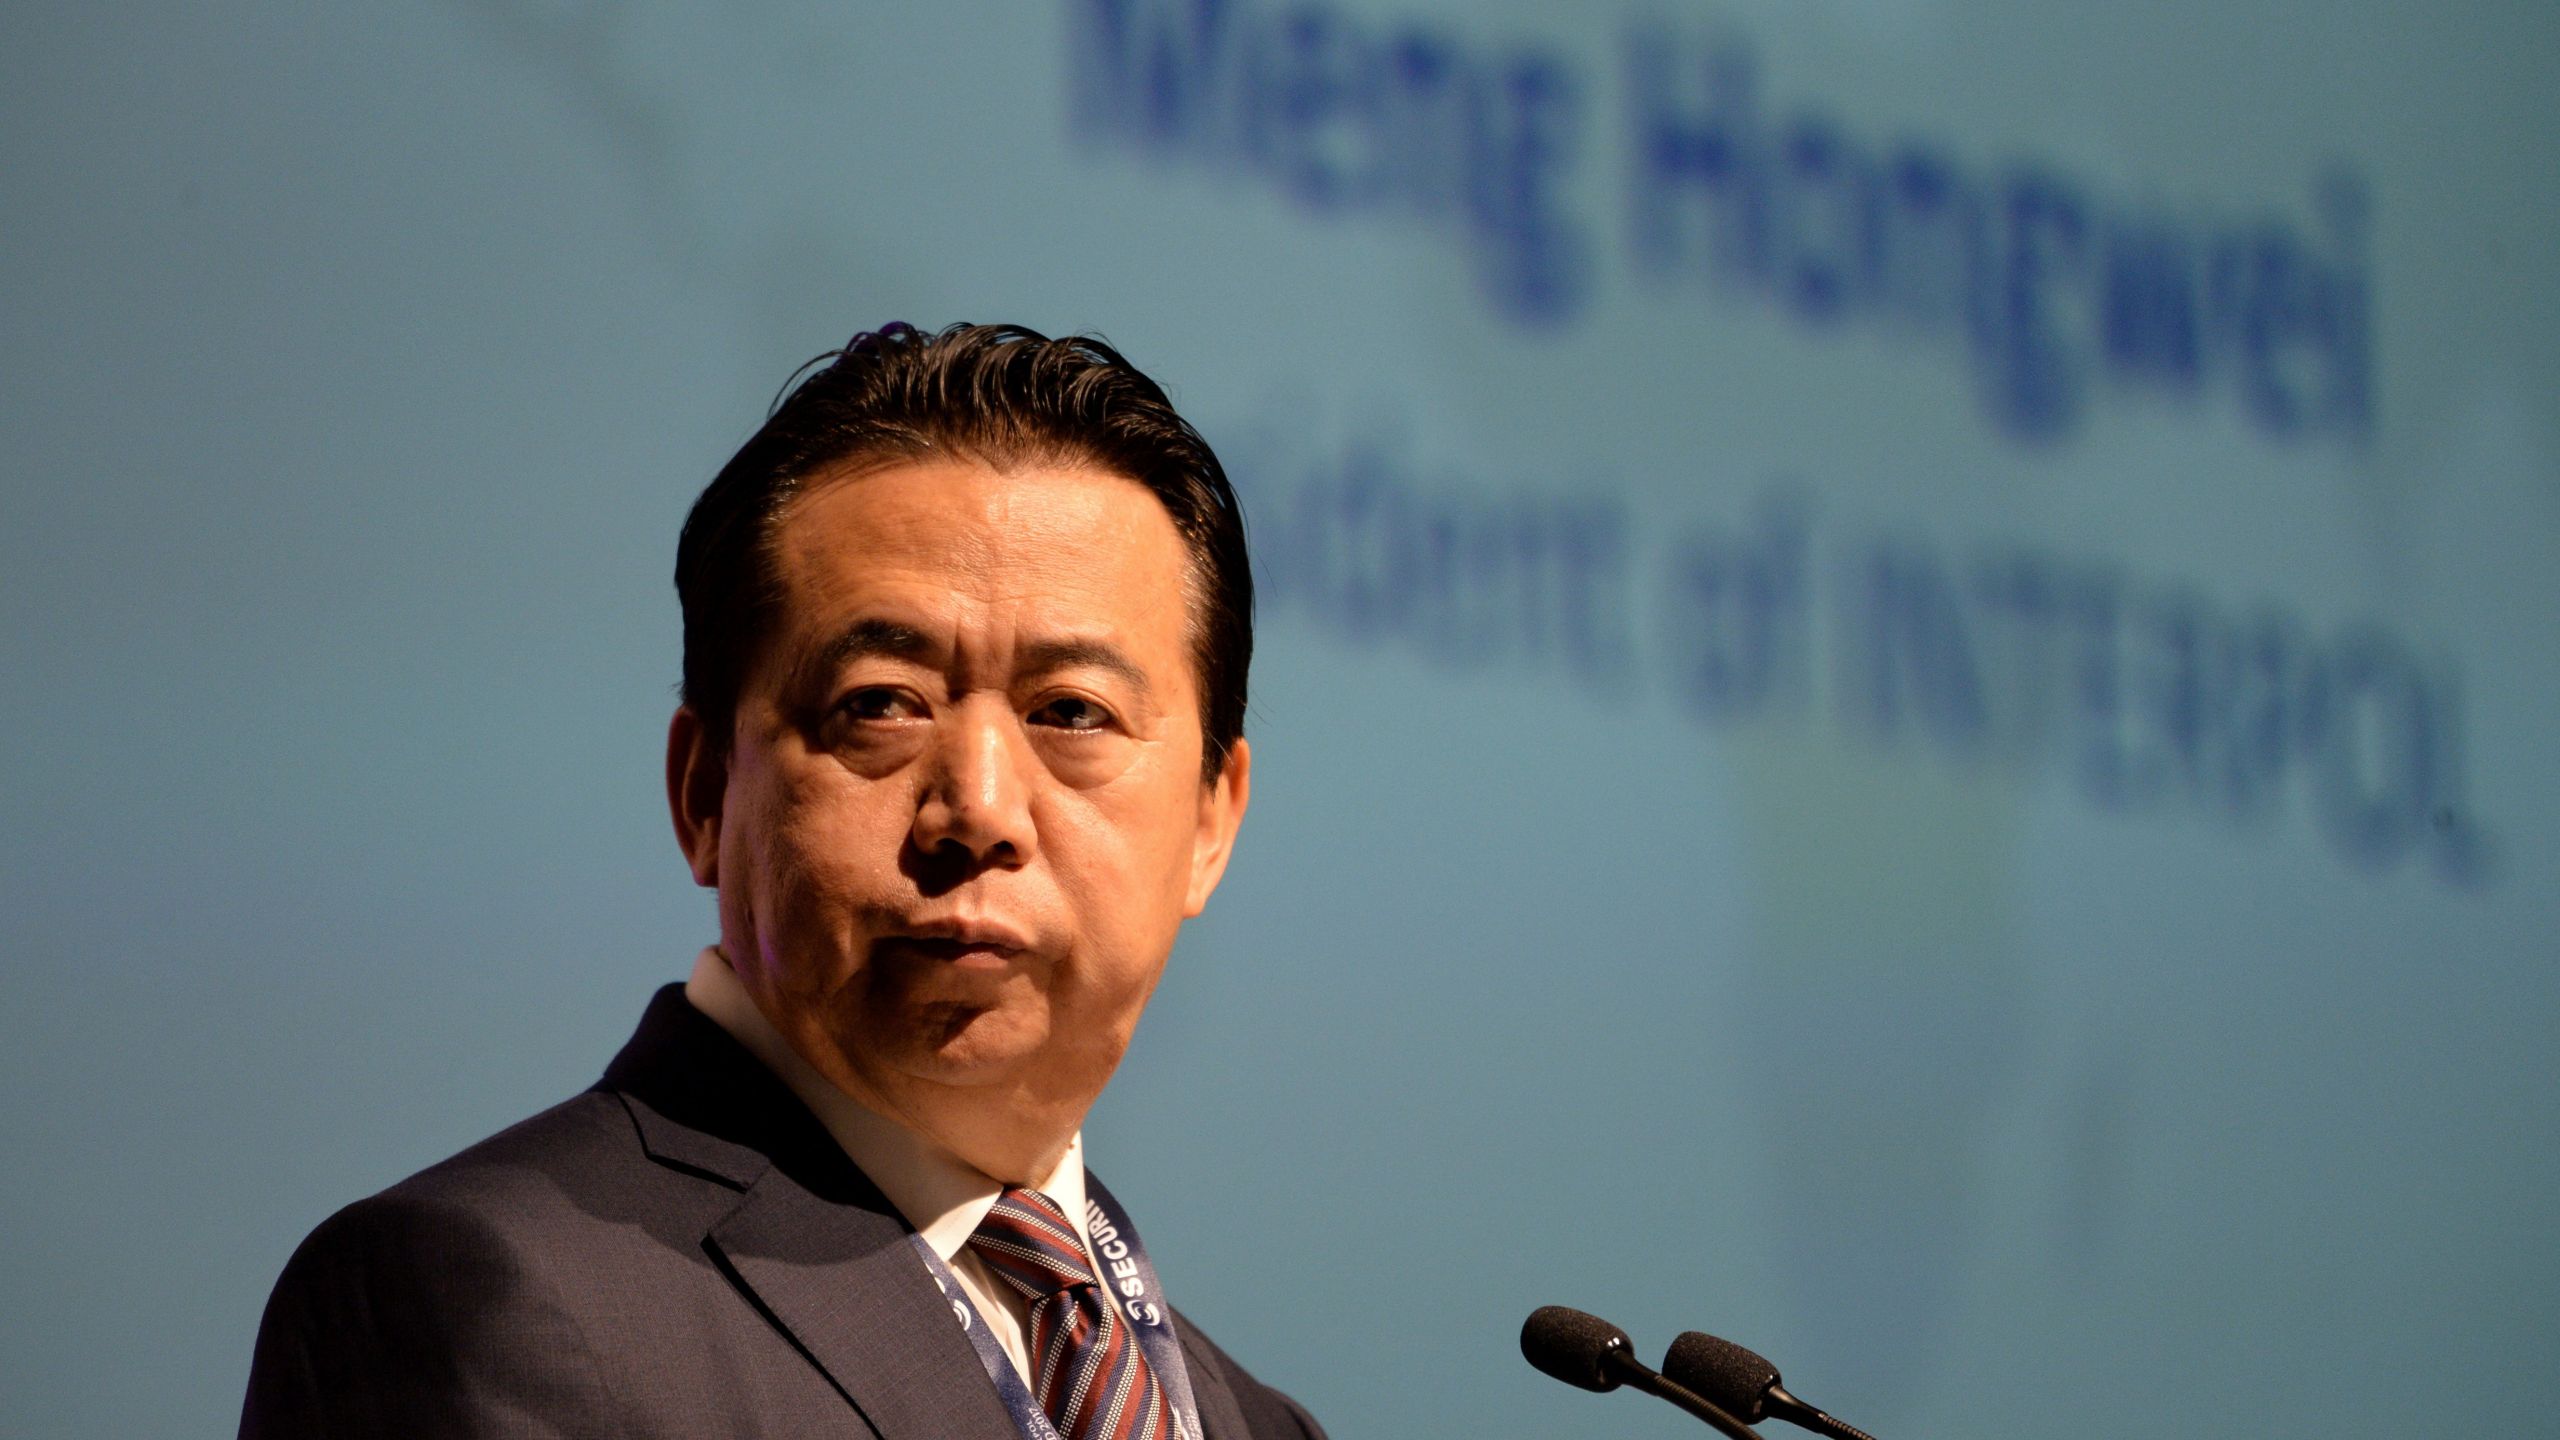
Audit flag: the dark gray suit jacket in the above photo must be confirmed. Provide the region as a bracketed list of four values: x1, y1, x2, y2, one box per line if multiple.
[241, 985, 1325, 1439]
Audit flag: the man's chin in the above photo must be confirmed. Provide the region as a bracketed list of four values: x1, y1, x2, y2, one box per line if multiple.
[864, 1001, 1049, 1086]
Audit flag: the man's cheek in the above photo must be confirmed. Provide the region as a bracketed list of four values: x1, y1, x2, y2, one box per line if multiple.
[776, 804, 893, 889]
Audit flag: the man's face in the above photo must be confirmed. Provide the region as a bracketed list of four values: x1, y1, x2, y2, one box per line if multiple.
[675, 458, 1248, 1133]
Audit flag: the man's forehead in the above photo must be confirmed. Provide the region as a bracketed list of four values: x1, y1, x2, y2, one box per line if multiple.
[759, 458, 1202, 671]
[774, 458, 1183, 570]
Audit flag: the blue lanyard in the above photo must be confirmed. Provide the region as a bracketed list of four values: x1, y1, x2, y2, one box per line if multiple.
[907, 1174, 1205, 1440]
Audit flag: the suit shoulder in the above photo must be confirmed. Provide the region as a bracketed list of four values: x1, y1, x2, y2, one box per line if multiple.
[369, 1089, 642, 1208]
[242, 1094, 646, 1437]
[263, 1090, 637, 1314]
[278, 1083, 742, 1305]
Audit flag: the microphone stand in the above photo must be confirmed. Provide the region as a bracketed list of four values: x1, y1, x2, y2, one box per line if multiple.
[1603, 1350, 1762, 1439]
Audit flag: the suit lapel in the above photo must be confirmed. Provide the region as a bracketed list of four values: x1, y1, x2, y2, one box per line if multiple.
[603, 986, 1017, 1440]
[1175, 1321, 1257, 1440]
[605, 989, 1264, 1440]
[709, 1168, 1017, 1440]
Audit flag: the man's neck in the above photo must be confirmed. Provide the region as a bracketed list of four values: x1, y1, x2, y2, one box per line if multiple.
[778, 1018, 1081, 1188]
[684, 946, 1083, 1187]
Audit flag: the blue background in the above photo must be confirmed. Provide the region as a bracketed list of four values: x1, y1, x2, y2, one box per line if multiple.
[5, 2, 2555, 1436]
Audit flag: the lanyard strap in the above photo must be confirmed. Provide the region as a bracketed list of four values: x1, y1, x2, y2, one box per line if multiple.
[1081, 1175, 1203, 1438]
[908, 1175, 1205, 1440]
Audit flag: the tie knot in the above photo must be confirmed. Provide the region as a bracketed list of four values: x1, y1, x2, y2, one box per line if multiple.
[967, 1187, 1097, 1299]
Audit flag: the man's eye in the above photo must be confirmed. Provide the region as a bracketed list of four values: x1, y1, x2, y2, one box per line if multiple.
[1031, 696, 1112, 731]
[838, 688, 920, 722]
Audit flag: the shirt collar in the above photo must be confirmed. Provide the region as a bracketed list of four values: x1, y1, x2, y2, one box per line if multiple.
[683, 946, 1089, 1262]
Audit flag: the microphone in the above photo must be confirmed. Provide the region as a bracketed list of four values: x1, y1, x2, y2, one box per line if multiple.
[1519, 1307, 1760, 1438]
[1662, 1331, 1881, 1440]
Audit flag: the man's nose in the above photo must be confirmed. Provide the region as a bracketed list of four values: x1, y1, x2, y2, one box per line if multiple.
[910, 700, 1037, 871]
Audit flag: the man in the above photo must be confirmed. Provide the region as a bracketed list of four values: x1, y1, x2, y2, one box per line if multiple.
[241, 323, 1324, 1439]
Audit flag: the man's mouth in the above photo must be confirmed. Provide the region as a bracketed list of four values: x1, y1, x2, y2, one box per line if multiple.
[873, 920, 1034, 970]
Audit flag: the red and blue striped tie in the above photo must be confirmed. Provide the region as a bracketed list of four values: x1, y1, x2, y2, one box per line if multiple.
[967, 1187, 1180, 1440]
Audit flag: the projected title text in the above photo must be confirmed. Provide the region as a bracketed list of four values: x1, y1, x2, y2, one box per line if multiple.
[1227, 422, 2486, 889]
[1071, 0, 2369, 449]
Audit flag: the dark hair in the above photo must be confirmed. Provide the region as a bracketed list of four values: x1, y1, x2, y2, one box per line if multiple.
[675, 322, 1251, 780]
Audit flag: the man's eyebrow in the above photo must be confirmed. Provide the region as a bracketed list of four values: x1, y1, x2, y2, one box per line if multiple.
[820, 618, 938, 665]
[791, 618, 939, 695]
[792, 623, 1152, 698]
[1018, 638, 1154, 697]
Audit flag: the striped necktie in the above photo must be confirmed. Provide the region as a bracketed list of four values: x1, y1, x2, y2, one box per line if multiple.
[967, 1187, 1181, 1440]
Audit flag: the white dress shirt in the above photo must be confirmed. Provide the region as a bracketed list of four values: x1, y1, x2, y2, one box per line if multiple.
[684, 946, 1097, 1385]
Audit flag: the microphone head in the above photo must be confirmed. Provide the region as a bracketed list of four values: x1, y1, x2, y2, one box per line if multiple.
[1520, 1306, 1636, 1393]
[1662, 1331, 1781, 1422]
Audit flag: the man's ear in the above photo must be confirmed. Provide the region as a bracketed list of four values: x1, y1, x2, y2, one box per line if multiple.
[665, 706, 726, 888]
[1183, 737, 1252, 917]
